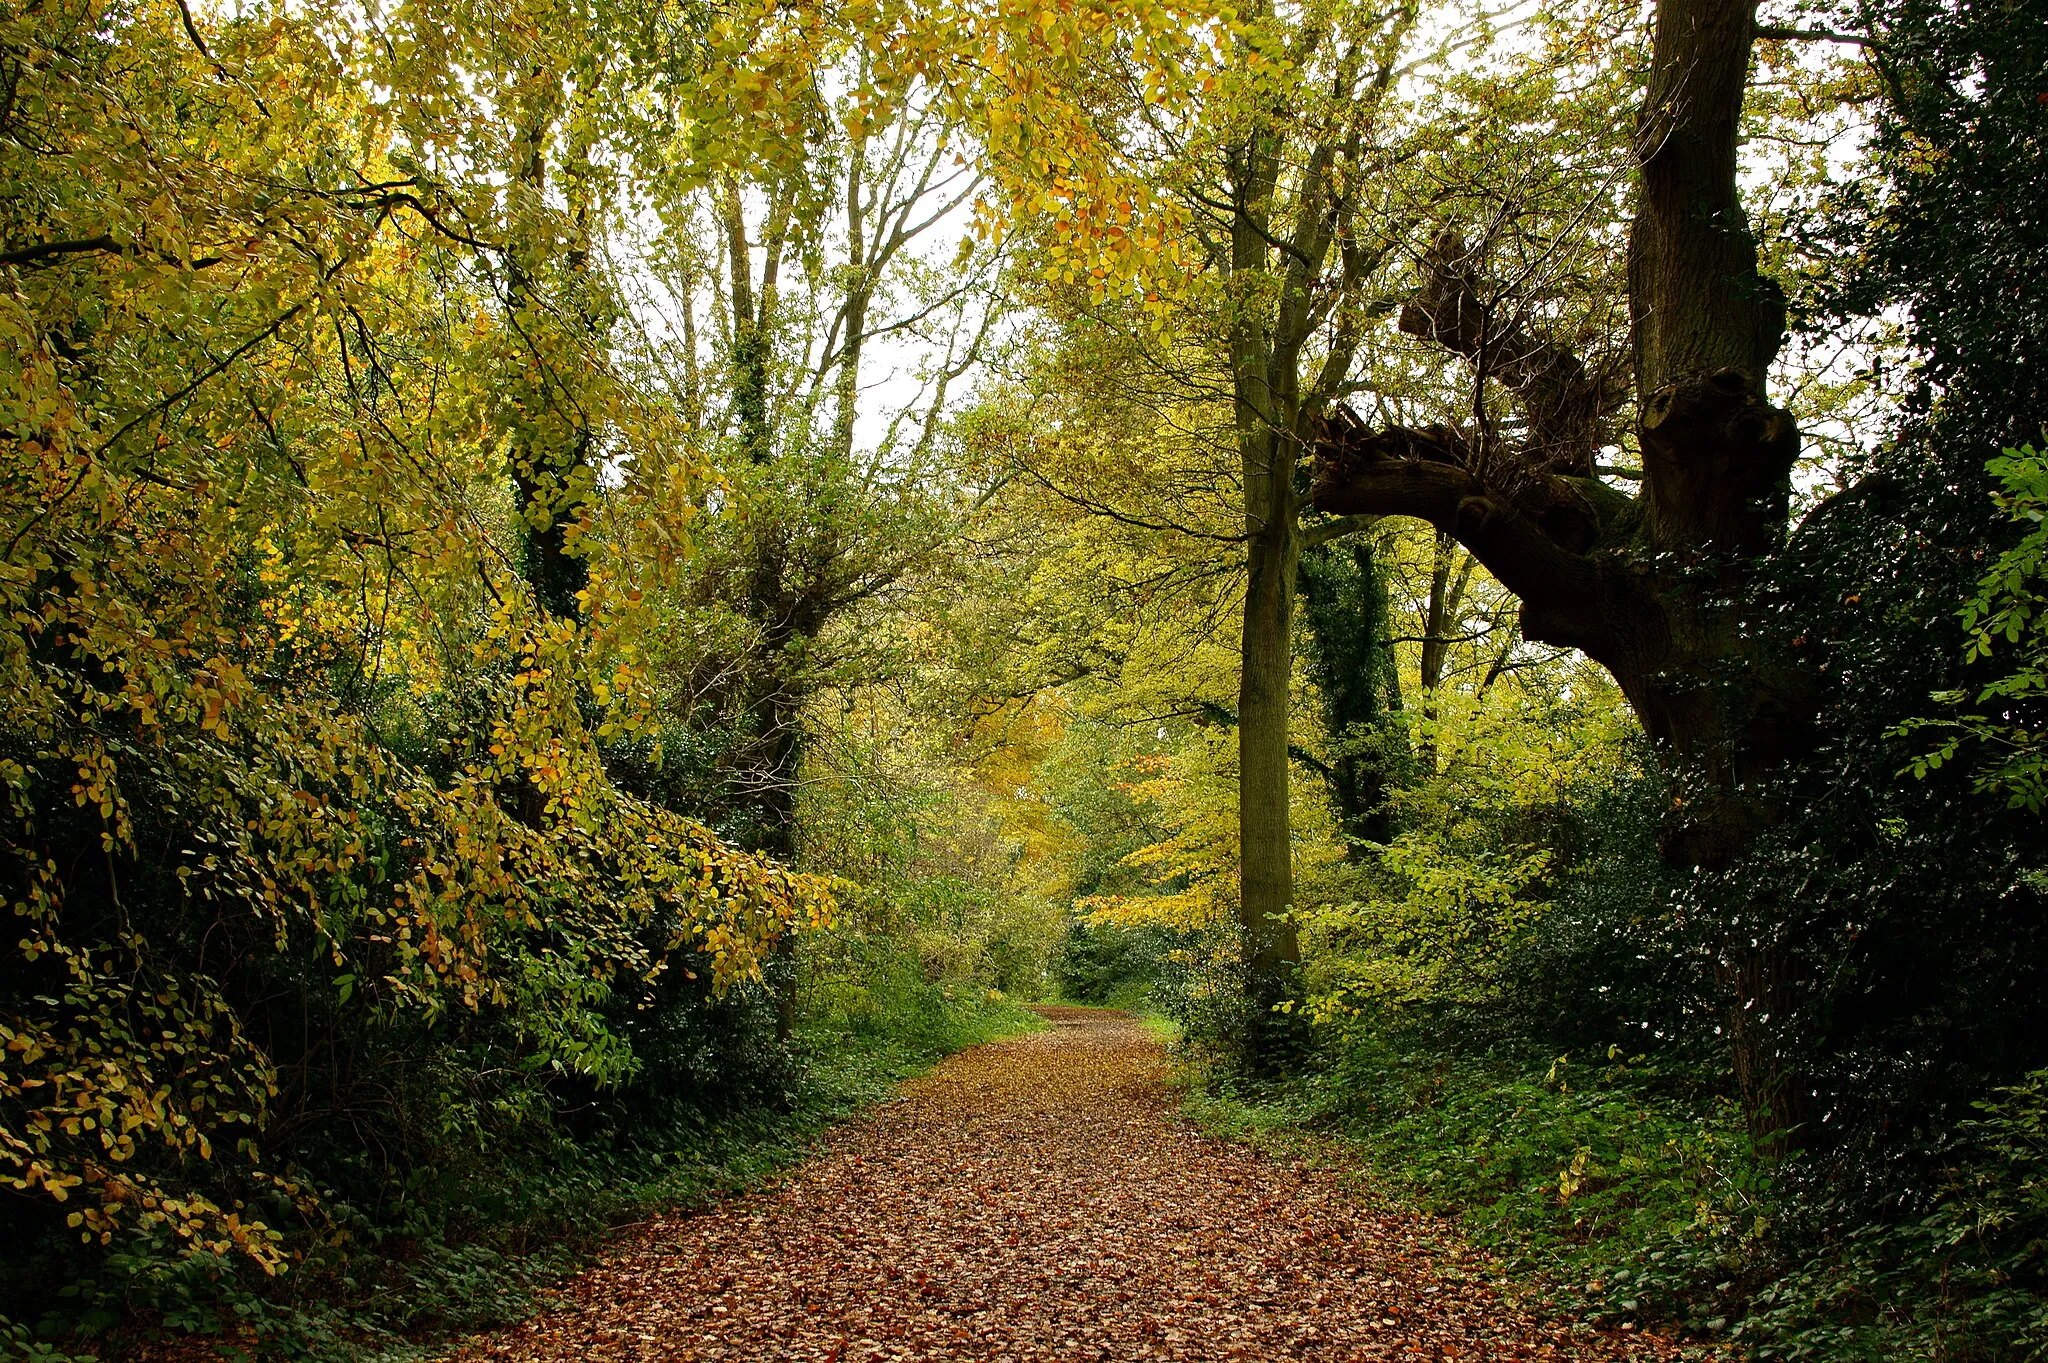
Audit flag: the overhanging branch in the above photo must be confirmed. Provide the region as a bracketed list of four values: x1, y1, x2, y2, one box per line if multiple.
[1310, 407, 1623, 662]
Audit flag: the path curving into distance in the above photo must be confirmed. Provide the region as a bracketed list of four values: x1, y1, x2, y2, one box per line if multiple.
[456, 1007, 1678, 1362]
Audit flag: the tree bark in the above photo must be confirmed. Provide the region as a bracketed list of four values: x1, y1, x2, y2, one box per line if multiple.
[1213, 14, 1418, 1064]
[1414, 533, 1476, 774]
[1227, 109, 1322, 1063]
[1630, 0, 1787, 397]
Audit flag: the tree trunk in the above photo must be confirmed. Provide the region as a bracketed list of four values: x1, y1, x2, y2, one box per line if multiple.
[751, 682, 806, 1041]
[1628, 0, 1803, 1149]
[1415, 533, 1474, 774]
[1226, 108, 1322, 1065]
[1238, 418, 1303, 1055]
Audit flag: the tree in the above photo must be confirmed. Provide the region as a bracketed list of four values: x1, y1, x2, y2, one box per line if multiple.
[620, 79, 999, 863]
[1309, 0, 1822, 1138]
[0, 0, 839, 1272]
[1207, 3, 1436, 1060]
[988, 0, 1445, 1062]
[1004, 0, 1662, 1062]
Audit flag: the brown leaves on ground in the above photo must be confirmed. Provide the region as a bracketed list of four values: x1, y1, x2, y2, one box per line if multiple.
[453, 1008, 1681, 1362]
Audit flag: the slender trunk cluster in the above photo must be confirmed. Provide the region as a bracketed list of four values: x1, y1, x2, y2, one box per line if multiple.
[710, 118, 962, 1032]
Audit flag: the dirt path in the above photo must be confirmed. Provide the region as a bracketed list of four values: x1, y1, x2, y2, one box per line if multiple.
[456, 1008, 1678, 1362]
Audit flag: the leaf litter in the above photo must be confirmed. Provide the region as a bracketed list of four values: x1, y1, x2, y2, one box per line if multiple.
[452, 1008, 1683, 1362]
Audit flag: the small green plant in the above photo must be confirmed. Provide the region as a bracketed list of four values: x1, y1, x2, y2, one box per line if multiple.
[1741, 1068, 2048, 1360]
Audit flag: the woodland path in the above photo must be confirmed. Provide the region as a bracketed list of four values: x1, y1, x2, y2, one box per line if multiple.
[455, 1008, 1679, 1363]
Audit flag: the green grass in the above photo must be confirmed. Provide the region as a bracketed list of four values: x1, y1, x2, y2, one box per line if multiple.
[1048, 976, 1170, 1019]
[1038, 988, 1180, 1044]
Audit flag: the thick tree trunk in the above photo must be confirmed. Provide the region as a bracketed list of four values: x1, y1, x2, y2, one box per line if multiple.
[1227, 109, 1322, 1064]
[1629, 0, 1805, 1149]
[1311, 0, 1811, 1147]
[1630, 0, 1786, 397]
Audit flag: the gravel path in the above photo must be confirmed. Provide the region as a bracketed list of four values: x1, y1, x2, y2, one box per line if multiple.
[455, 1007, 1679, 1362]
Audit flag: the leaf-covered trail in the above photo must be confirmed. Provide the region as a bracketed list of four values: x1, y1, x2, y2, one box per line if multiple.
[457, 1009, 1678, 1362]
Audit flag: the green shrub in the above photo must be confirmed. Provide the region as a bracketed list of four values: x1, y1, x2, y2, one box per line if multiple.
[1054, 918, 1161, 1003]
[1742, 1069, 2048, 1361]
[1, 935, 1039, 1361]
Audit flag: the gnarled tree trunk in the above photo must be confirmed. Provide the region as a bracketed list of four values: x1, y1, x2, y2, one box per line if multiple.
[1311, 0, 1808, 1145]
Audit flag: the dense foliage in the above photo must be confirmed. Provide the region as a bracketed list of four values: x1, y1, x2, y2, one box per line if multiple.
[0, 0, 1075, 1350]
[5, 0, 2046, 1354]
[973, 0, 2048, 1354]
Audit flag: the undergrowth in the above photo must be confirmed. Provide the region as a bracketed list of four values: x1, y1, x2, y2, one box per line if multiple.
[2, 971, 1040, 1363]
[1185, 1019, 2048, 1361]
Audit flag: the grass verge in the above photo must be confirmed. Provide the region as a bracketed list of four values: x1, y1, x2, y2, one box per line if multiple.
[1181, 1020, 2048, 1360]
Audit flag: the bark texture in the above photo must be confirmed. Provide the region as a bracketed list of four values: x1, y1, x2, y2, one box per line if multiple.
[1170, 4, 1419, 1066]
